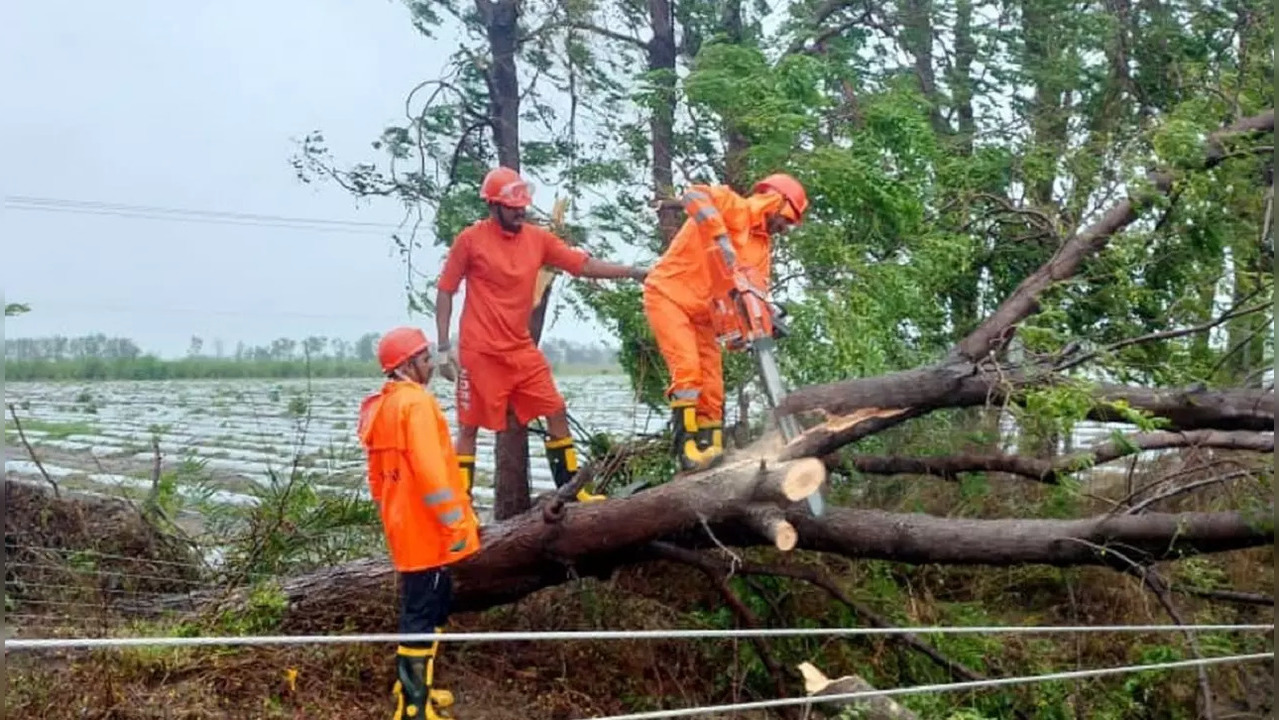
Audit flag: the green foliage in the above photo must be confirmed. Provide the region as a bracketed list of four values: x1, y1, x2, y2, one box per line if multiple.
[5, 302, 31, 317]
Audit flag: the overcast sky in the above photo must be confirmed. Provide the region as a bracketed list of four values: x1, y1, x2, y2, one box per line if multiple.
[2, 0, 616, 358]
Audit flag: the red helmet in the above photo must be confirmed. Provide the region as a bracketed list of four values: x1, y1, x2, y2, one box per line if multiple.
[377, 327, 430, 372]
[753, 173, 808, 223]
[480, 166, 534, 208]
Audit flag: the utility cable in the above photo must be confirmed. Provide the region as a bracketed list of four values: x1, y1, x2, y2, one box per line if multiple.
[4, 623, 1272, 651]
[583, 652, 1275, 720]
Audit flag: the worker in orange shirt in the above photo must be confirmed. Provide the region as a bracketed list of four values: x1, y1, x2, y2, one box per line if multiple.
[641, 173, 808, 472]
[433, 166, 649, 503]
[357, 326, 482, 720]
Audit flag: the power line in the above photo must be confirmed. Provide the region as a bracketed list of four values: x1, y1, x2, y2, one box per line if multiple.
[587, 652, 1275, 720]
[4, 623, 1272, 650]
[5, 301, 412, 322]
[4, 195, 411, 236]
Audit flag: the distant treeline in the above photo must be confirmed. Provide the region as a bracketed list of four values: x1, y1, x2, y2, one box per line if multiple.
[5, 333, 620, 381]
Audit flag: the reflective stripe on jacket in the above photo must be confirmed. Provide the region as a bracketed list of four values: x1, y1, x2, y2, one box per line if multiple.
[643, 183, 785, 315]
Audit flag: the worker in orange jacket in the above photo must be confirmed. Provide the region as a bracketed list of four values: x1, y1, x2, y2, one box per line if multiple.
[433, 166, 649, 503]
[357, 326, 482, 720]
[641, 173, 809, 472]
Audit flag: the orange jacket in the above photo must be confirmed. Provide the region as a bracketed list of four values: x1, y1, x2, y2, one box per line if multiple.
[357, 380, 482, 572]
[643, 184, 786, 316]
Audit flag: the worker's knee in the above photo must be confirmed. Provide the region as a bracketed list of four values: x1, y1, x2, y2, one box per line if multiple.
[455, 425, 479, 451]
[544, 410, 570, 438]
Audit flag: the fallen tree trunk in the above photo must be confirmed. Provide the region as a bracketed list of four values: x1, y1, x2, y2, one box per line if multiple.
[843, 429, 1275, 484]
[785, 507, 1271, 567]
[780, 375, 1275, 461]
[126, 498, 1272, 629]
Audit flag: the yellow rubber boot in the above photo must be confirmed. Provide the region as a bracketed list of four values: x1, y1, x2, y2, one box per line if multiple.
[457, 455, 476, 498]
[545, 437, 606, 502]
[671, 402, 724, 473]
[392, 640, 455, 719]
[696, 419, 724, 457]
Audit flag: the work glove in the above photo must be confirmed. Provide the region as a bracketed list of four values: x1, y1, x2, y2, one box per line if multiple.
[432, 343, 460, 383]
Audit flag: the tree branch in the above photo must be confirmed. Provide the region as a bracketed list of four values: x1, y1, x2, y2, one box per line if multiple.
[1056, 300, 1271, 372]
[957, 108, 1275, 362]
[7, 404, 59, 498]
[567, 22, 648, 50]
[648, 542, 793, 710]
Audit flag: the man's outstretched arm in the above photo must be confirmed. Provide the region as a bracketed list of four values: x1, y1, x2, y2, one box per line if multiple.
[579, 257, 648, 281]
[542, 229, 647, 281]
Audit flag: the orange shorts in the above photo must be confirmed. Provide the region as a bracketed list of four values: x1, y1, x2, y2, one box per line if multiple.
[455, 344, 566, 431]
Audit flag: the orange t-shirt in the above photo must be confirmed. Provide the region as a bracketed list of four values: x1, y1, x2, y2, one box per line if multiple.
[357, 380, 482, 573]
[438, 218, 590, 354]
[643, 184, 782, 316]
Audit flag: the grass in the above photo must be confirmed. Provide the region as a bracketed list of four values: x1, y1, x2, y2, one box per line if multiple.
[6, 550, 1272, 719]
[5, 418, 98, 440]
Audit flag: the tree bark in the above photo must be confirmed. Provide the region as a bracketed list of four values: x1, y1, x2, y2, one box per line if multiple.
[647, 0, 680, 247]
[777, 367, 1275, 461]
[479, 0, 535, 520]
[128, 500, 1269, 628]
[842, 429, 1275, 484]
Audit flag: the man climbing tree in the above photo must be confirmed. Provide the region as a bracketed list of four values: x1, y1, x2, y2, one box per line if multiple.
[357, 326, 482, 720]
[643, 173, 809, 472]
[434, 166, 650, 502]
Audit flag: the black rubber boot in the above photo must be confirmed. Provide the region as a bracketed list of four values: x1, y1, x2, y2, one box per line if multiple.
[546, 437, 605, 502]
[392, 644, 454, 719]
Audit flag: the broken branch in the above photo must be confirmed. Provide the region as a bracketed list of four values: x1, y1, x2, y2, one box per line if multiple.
[7, 403, 59, 498]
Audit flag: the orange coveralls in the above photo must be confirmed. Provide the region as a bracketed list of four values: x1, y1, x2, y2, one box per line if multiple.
[357, 379, 481, 573]
[437, 217, 590, 431]
[642, 184, 787, 426]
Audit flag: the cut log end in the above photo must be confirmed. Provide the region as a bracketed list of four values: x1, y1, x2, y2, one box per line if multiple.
[742, 505, 799, 551]
[781, 457, 826, 501]
[774, 521, 798, 551]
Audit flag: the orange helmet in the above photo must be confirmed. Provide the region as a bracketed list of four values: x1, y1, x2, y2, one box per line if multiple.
[753, 173, 808, 223]
[377, 326, 430, 372]
[480, 166, 534, 208]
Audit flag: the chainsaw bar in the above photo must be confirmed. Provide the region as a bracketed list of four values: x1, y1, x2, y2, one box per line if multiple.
[751, 336, 825, 517]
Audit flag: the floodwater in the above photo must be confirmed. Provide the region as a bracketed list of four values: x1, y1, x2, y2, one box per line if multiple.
[3, 374, 665, 514]
[4, 373, 1147, 516]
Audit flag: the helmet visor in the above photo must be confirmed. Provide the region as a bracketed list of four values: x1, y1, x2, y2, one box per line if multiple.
[494, 178, 534, 208]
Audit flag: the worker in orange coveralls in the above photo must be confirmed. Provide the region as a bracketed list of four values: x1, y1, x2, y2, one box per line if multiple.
[641, 173, 809, 472]
[433, 166, 649, 503]
[357, 326, 482, 720]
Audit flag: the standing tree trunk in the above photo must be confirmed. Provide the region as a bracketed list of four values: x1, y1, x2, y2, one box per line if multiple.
[479, 0, 536, 520]
[648, 0, 680, 247]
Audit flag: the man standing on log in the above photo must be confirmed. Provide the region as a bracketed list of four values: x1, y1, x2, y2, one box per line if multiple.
[433, 166, 650, 503]
[642, 173, 809, 472]
[357, 326, 481, 720]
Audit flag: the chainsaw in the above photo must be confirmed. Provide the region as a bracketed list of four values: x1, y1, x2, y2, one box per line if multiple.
[710, 268, 825, 517]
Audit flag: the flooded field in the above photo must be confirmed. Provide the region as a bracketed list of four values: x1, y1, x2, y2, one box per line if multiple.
[5, 373, 1153, 522]
[4, 374, 664, 517]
